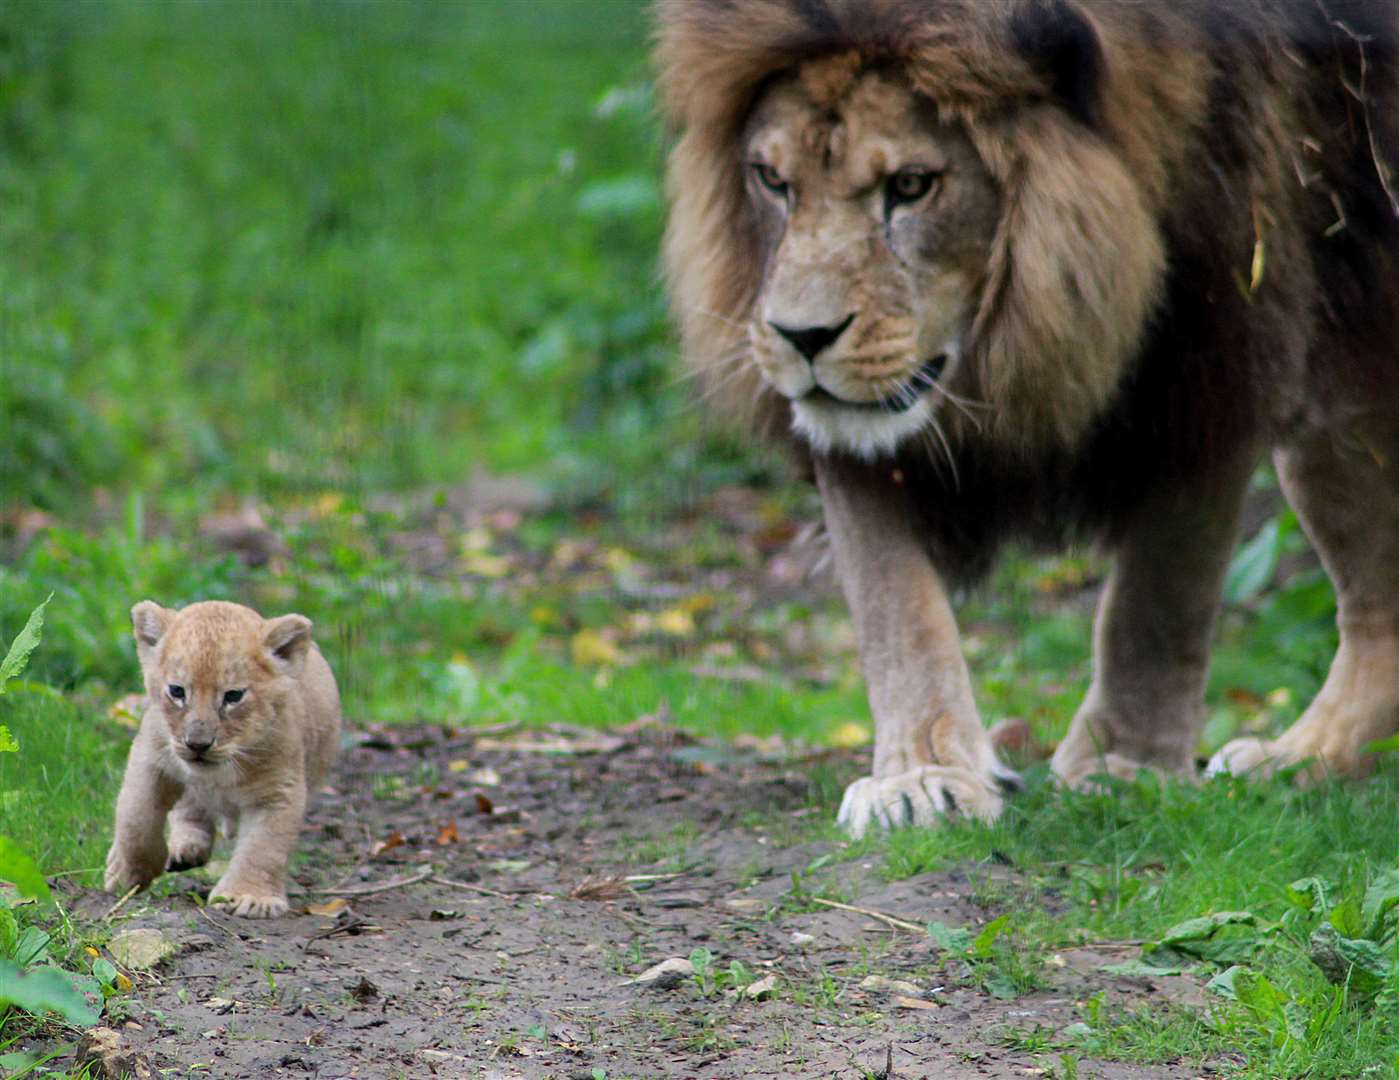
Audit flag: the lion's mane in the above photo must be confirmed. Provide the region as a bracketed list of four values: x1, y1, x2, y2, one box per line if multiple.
[657, 0, 1399, 577]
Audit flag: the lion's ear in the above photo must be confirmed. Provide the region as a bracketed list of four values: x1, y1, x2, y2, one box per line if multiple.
[1011, 0, 1104, 128]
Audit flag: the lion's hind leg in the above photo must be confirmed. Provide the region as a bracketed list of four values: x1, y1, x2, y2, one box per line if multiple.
[1209, 424, 1399, 781]
[1052, 454, 1256, 789]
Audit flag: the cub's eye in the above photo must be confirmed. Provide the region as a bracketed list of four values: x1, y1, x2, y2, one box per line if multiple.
[885, 168, 940, 208]
[166, 684, 186, 702]
[223, 689, 245, 707]
[751, 162, 788, 196]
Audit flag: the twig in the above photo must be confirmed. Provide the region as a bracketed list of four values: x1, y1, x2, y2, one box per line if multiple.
[303, 870, 433, 898]
[303, 915, 370, 952]
[101, 884, 141, 922]
[442, 717, 525, 748]
[196, 904, 242, 942]
[430, 875, 512, 899]
[622, 872, 686, 883]
[809, 897, 925, 934]
[1078, 939, 1145, 950]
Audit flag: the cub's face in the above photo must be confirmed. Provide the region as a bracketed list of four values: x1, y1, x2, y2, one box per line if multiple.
[743, 65, 1000, 459]
[131, 600, 311, 776]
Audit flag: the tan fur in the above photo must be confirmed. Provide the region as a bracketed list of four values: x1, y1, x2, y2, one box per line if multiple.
[105, 600, 341, 918]
[657, 0, 1399, 833]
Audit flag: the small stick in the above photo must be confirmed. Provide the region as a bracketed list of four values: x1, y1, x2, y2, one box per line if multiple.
[430, 875, 512, 899]
[101, 884, 141, 922]
[809, 897, 925, 934]
[196, 904, 242, 942]
[622, 872, 686, 883]
[303, 870, 433, 898]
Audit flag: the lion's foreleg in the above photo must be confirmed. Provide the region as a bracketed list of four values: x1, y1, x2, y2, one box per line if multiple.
[815, 457, 1015, 837]
[1210, 427, 1399, 780]
[1053, 455, 1255, 788]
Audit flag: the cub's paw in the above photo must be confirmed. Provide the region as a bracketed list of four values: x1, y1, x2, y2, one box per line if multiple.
[209, 883, 289, 919]
[104, 843, 163, 894]
[837, 765, 1010, 839]
[165, 833, 213, 873]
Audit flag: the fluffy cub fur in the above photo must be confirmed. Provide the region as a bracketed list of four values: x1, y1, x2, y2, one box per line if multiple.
[104, 600, 341, 918]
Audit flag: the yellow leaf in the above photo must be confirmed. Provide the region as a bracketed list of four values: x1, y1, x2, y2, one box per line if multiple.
[84, 946, 100, 960]
[305, 897, 350, 917]
[461, 526, 493, 552]
[828, 722, 870, 748]
[602, 547, 634, 573]
[115, 972, 133, 991]
[530, 605, 560, 626]
[447, 759, 470, 773]
[462, 552, 512, 578]
[571, 628, 621, 667]
[313, 492, 344, 518]
[679, 593, 717, 615]
[655, 608, 696, 637]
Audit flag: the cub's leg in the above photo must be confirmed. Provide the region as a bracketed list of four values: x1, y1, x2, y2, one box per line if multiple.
[1052, 454, 1255, 788]
[164, 792, 215, 872]
[816, 457, 1018, 838]
[208, 788, 306, 918]
[105, 720, 183, 892]
[1209, 424, 1399, 779]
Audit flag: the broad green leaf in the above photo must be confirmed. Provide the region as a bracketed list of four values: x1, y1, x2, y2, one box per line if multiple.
[1223, 520, 1281, 604]
[0, 596, 52, 694]
[0, 958, 99, 1027]
[971, 914, 1010, 959]
[1328, 897, 1364, 939]
[0, 836, 52, 905]
[14, 926, 49, 968]
[0, 909, 16, 959]
[0, 726, 16, 753]
[927, 920, 973, 954]
[1286, 876, 1333, 914]
[1361, 867, 1399, 937]
[1104, 956, 1186, 978]
[91, 956, 118, 990]
[1206, 964, 1247, 1000]
[1157, 910, 1257, 946]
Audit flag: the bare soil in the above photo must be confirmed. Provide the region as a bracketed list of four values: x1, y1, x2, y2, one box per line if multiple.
[59, 724, 1216, 1080]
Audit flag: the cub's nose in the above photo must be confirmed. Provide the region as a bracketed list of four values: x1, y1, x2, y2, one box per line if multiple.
[769, 313, 855, 363]
[184, 734, 215, 755]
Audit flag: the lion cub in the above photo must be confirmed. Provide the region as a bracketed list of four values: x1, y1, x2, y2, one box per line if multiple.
[104, 600, 341, 918]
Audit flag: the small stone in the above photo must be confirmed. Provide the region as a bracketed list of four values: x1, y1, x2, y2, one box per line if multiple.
[858, 974, 921, 996]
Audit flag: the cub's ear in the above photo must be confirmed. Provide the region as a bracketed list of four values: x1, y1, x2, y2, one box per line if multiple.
[1011, 0, 1104, 128]
[130, 601, 176, 667]
[263, 614, 313, 673]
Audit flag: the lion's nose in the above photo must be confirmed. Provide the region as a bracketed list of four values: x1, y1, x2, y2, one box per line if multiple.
[185, 733, 215, 754]
[769, 313, 855, 363]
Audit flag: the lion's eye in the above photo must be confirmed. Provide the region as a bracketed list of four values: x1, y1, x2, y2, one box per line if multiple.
[167, 684, 186, 702]
[751, 162, 788, 197]
[885, 168, 939, 208]
[223, 689, 245, 707]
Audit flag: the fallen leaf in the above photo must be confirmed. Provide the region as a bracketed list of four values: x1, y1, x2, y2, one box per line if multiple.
[827, 721, 870, 748]
[894, 995, 940, 1011]
[473, 792, 495, 815]
[369, 830, 405, 859]
[108, 929, 178, 971]
[624, 957, 694, 987]
[350, 976, 378, 1003]
[859, 975, 921, 996]
[570, 628, 622, 667]
[462, 552, 512, 578]
[569, 876, 630, 901]
[305, 898, 350, 917]
[447, 759, 470, 773]
[741, 974, 777, 999]
[655, 608, 696, 637]
[435, 822, 460, 846]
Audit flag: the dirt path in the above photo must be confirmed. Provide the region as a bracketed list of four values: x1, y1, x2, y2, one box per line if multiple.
[67, 725, 1209, 1079]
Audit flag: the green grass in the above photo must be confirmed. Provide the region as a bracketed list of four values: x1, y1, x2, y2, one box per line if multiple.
[1, 2, 1391, 1077]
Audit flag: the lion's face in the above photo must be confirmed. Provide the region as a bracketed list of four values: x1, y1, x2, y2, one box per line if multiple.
[743, 65, 999, 458]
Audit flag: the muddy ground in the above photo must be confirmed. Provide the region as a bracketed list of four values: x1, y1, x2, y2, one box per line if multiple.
[54, 722, 1218, 1080]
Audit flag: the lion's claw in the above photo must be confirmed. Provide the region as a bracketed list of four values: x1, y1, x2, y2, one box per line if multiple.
[837, 764, 1007, 838]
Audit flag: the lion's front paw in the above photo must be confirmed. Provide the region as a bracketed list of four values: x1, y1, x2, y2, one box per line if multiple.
[837, 764, 1010, 839]
[165, 832, 213, 873]
[1206, 737, 1289, 780]
[209, 880, 289, 919]
[104, 843, 163, 894]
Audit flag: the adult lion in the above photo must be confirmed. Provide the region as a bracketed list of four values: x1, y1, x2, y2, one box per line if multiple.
[655, 0, 1399, 836]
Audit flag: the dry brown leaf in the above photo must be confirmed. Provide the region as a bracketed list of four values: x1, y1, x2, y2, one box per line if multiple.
[435, 822, 460, 846]
[369, 830, 404, 859]
[473, 792, 494, 815]
[305, 897, 350, 917]
[894, 995, 940, 1011]
[568, 876, 630, 901]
